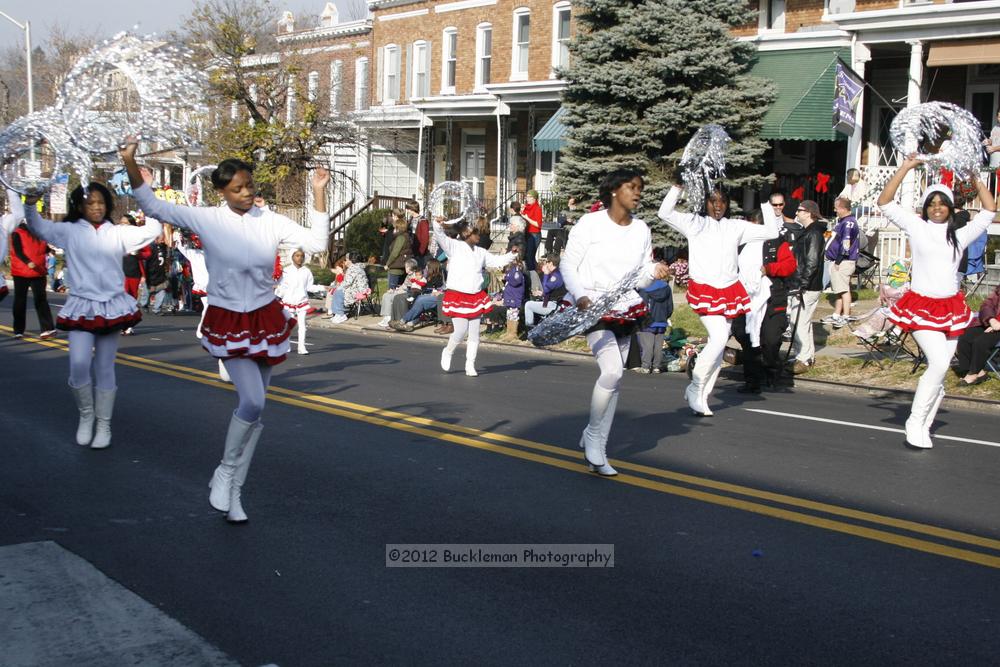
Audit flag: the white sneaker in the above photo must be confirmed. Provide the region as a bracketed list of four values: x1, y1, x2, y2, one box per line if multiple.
[819, 315, 838, 325]
[331, 314, 348, 324]
[377, 317, 390, 327]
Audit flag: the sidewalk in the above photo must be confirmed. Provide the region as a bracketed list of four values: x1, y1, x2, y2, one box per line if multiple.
[305, 296, 999, 410]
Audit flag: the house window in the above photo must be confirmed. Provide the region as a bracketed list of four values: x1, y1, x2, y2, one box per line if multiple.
[355, 57, 369, 111]
[330, 61, 342, 114]
[371, 152, 418, 198]
[512, 8, 530, 80]
[759, 0, 786, 32]
[552, 3, 571, 73]
[384, 44, 401, 104]
[442, 28, 457, 94]
[412, 41, 430, 98]
[307, 71, 319, 102]
[475, 23, 492, 90]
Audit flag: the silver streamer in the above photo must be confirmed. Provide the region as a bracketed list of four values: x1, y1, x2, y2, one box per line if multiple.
[527, 265, 645, 347]
[889, 101, 984, 179]
[679, 124, 731, 213]
[57, 31, 208, 155]
[427, 181, 481, 225]
[0, 108, 94, 195]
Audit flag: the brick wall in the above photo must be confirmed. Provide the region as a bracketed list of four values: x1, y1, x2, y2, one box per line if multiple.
[734, 0, 947, 36]
[372, 0, 575, 104]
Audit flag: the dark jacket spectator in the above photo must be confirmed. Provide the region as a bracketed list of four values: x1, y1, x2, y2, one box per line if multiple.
[502, 265, 526, 308]
[541, 267, 567, 306]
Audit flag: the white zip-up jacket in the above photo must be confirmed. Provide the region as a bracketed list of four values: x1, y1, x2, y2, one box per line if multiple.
[276, 264, 315, 307]
[134, 184, 329, 313]
[176, 243, 209, 293]
[25, 207, 162, 303]
[658, 187, 779, 288]
[432, 223, 515, 294]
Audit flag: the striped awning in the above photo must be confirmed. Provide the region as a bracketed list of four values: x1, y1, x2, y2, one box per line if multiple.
[533, 107, 568, 152]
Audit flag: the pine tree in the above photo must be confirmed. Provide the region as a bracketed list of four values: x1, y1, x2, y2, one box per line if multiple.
[555, 0, 775, 238]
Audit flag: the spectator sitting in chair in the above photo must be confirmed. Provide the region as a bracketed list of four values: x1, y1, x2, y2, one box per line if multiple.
[391, 259, 445, 331]
[376, 258, 420, 329]
[328, 252, 369, 324]
[524, 253, 566, 329]
[955, 283, 1000, 386]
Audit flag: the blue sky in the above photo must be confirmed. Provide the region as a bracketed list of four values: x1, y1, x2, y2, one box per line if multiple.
[0, 1, 365, 50]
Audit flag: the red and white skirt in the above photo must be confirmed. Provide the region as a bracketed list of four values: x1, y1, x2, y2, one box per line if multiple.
[57, 293, 142, 334]
[281, 300, 309, 311]
[601, 300, 648, 324]
[200, 299, 296, 366]
[686, 280, 751, 319]
[192, 288, 207, 297]
[442, 290, 493, 319]
[888, 291, 973, 337]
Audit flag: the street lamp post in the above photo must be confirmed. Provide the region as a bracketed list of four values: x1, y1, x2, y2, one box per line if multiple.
[0, 10, 33, 115]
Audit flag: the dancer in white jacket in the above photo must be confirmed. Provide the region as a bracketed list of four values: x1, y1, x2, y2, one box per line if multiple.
[20, 183, 162, 449]
[658, 186, 779, 416]
[276, 248, 315, 355]
[432, 220, 516, 376]
[877, 158, 995, 449]
[561, 170, 668, 476]
[123, 140, 330, 523]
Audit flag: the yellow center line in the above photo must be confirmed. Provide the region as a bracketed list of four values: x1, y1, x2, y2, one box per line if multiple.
[5, 325, 1000, 568]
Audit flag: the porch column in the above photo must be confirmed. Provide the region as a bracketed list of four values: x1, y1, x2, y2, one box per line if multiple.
[846, 43, 870, 175]
[901, 40, 924, 208]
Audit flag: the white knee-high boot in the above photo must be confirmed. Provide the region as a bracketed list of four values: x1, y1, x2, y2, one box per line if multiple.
[700, 363, 722, 414]
[905, 382, 939, 450]
[210, 412, 256, 512]
[90, 388, 117, 449]
[686, 358, 713, 416]
[227, 422, 263, 524]
[581, 384, 615, 469]
[297, 307, 308, 354]
[465, 341, 479, 376]
[69, 383, 95, 446]
[592, 390, 619, 476]
[914, 385, 946, 449]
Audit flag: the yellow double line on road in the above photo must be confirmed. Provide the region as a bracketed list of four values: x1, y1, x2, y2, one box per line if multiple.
[7, 325, 1000, 570]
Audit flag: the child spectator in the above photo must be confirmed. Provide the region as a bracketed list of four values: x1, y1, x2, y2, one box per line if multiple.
[376, 258, 419, 329]
[634, 257, 674, 374]
[524, 253, 566, 328]
[393, 259, 446, 330]
[501, 255, 526, 340]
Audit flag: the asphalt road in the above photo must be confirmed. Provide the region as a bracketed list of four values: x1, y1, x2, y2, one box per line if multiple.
[1, 302, 999, 666]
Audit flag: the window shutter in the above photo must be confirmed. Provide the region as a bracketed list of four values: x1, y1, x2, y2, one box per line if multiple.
[423, 41, 432, 97]
[376, 47, 384, 103]
[406, 43, 414, 100]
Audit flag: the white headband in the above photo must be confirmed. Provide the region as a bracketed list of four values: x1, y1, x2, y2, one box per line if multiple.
[923, 183, 954, 206]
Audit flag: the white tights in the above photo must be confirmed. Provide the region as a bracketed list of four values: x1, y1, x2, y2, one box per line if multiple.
[223, 357, 274, 423]
[196, 296, 208, 339]
[295, 305, 309, 349]
[444, 317, 481, 364]
[67, 330, 120, 390]
[586, 329, 630, 429]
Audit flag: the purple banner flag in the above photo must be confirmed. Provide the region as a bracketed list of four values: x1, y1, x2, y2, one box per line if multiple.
[833, 60, 865, 136]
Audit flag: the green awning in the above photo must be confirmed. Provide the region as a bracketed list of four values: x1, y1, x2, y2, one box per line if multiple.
[533, 107, 568, 152]
[749, 47, 851, 142]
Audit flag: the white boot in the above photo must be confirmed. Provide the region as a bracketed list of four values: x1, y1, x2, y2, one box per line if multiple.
[90, 388, 117, 449]
[700, 363, 722, 416]
[69, 383, 95, 446]
[227, 422, 263, 524]
[590, 390, 619, 476]
[904, 382, 936, 450]
[218, 359, 231, 383]
[441, 345, 454, 372]
[920, 385, 946, 449]
[297, 314, 308, 354]
[209, 413, 255, 512]
[465, 341, 478, 377]
[580, 385, 615, 468]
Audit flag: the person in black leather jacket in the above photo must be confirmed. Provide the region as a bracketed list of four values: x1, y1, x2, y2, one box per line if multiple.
[786, 200, 827, 373]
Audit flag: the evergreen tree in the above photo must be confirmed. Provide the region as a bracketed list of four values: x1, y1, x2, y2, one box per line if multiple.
[555, 0, 775, 237]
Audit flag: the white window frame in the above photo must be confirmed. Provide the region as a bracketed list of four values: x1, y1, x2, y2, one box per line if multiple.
[329, 60, 342, 114]
[411, 40, 430, 99]
[355, 57, 369, 111]
[383, 44, 401, 104]
[758, 0, 785, 33]
[370, 151, 419, 199]
[441, 28, 458, 95]
[511, 7, 530, 81]
[474, 23, 492, 92]
[307, 70, 319, 102]
[551, 2, 571, 77]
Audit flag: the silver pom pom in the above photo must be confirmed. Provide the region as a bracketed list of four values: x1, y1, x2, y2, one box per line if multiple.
[889, 101, 984, 179]
[527, 265, 645, 347]
[680, 124, 731, 212]
[427, 181, 481, 225]
[0, 108, 94, 195]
